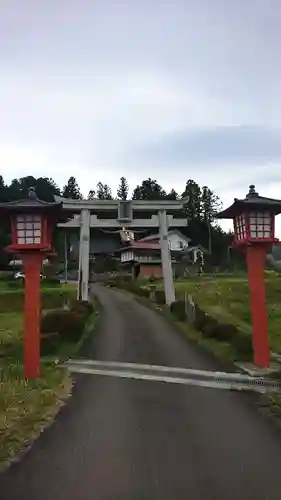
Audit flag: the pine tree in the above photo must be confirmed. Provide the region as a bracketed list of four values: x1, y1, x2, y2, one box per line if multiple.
[62, 176, 82, 199]
[96, 182, 113, 200]
[166, 188, 178, 200]
[132, 178, 166, 200]
[201, 186, 222, 223]
[117, 177, 129, 200]
[87, 190, 96, 200]
[181, 179, 201, 219]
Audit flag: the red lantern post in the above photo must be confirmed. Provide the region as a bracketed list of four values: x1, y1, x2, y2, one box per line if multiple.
[0, 188, 66, 379]
[216, 185, 281, 368]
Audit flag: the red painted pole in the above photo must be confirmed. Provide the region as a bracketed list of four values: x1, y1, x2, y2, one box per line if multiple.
[246, 245, 270, 367]
[23, 253, 43, 379]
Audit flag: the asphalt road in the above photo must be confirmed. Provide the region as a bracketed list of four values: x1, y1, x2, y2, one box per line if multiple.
[1, 285, 281, 500]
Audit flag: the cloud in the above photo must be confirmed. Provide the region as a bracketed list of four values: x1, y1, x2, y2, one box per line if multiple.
[134, 125, 281, 167]
[0, 0, 281, 233]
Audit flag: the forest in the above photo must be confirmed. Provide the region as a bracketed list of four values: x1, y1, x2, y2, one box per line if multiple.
[0, 174, 234, 267]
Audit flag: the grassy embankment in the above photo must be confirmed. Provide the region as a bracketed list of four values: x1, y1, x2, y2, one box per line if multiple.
[0, 282, 96, 470]
[171, 273, 281, 356]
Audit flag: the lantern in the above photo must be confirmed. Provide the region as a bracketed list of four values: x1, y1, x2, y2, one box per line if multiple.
[220, 185, 279, 248]
[0, 187, 67, 379]
[216, 185, 281, 368]
[4, 187, 60, 254]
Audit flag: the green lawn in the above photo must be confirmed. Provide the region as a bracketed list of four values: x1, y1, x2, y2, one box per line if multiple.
[0, 284, 81, 471]
[0, 363, 71, 470]
[171, 274, 281, 354]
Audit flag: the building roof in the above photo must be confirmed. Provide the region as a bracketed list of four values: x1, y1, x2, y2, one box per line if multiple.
[216, 185, 281, 219]
[116, 241, 161, 253]
[181, 244, 209, 254]
[0, 187, 66, 219]
[139, 229, 191, 243]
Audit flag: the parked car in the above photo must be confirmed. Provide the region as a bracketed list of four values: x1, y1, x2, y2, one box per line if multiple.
[14, 272, 45, 280]
[14, 271, 24, 279]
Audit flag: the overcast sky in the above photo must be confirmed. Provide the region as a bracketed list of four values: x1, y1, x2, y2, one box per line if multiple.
[1, 1, 281, 233]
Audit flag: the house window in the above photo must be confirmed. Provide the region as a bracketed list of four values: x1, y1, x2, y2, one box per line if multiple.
[178, 241, 184, 249]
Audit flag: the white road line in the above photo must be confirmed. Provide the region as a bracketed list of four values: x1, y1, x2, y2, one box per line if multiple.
[65, 365, 272, 393]
[64, 359, 264, 382]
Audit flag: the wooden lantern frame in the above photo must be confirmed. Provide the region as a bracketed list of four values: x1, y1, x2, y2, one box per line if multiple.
[0, 187, 68, 379]
[216, 185, 281, 368]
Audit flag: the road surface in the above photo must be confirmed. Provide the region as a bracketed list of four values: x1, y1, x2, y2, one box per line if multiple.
[1, 285, 281, 500]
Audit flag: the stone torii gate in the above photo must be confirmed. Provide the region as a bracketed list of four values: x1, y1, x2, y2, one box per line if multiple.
[55, 196, 188, 305]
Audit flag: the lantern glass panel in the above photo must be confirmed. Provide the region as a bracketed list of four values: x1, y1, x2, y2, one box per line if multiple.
[248, 210, 272, 238]
[16, 214, 42, 244]
[235, 214, 247, 241]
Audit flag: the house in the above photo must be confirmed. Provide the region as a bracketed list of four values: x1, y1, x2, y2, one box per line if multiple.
[115, 241, 178, 279]
[115, 229, 210, 278]
[179, 244, 209, 264]
[139, 229, 207, 263]
[139, 229, 191, 252]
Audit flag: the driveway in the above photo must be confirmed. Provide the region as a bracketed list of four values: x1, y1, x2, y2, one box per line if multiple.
[1, 285, 281, 500]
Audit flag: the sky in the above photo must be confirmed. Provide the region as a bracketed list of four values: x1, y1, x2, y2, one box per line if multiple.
[1, 0, 281, 234]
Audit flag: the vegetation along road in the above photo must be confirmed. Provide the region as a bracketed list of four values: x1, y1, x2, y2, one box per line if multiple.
[1, 284, 281, 500]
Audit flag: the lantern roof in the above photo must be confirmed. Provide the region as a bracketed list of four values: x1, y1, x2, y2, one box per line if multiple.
[216, 185, 281, 219]
[0, 187, 67, 220]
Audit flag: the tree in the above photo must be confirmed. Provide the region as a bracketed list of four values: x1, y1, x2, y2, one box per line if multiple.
[96, 182, 113, 200]
[87, 190, 96, 200]
[201, 186, 222, 223]
[117, 176, 129, 200]
[132, 178, 166, 200]
[181, 179, 201, 219]
[62, 176, 82, 199]
[166, 188, 178, 200]
[5, 176, 61, 202]
[0, 175, 7, 202]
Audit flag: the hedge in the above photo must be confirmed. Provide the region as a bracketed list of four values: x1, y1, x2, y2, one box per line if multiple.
[170, 299, 253, 361]
[0, 288, 76, 313]
[41, 299, 94, 355]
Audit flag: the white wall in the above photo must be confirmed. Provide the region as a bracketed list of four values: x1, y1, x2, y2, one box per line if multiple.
[121, 251, 134, 262]
[167, 232, 189, 251]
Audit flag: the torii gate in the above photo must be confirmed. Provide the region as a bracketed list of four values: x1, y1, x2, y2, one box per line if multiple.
[55, 196, 188, 305]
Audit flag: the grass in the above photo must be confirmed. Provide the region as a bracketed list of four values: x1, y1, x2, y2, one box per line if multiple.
[161, 274, 281, 355]
[0, 308, 72, 471]
[0, 363, 71, 471]
[0, 282, 98, 471]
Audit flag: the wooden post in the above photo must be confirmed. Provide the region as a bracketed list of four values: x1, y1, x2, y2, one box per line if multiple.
[246, 245, 270, 368]
[23, 253, 43, 379]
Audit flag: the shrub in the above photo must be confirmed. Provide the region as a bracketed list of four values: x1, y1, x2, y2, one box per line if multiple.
[41, 332, 60, 356]
[202, 318, 220, 337]
[106, 279, 116, 287]
[137, 286, 151, 298]
[154, 289, 166, 305]
[41, 309, 85, 343]
[170, 300, 186, 321]
[41, 289, 76, 310]
[232, 334, 253, 360]
[122, 281, 150, 298]
[213, 323, 238, 341]
[0, 290, 24, 312]
[70, 300, 94, 317]
[194, 305, 209, 331]
[42, 277, 61, 286]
